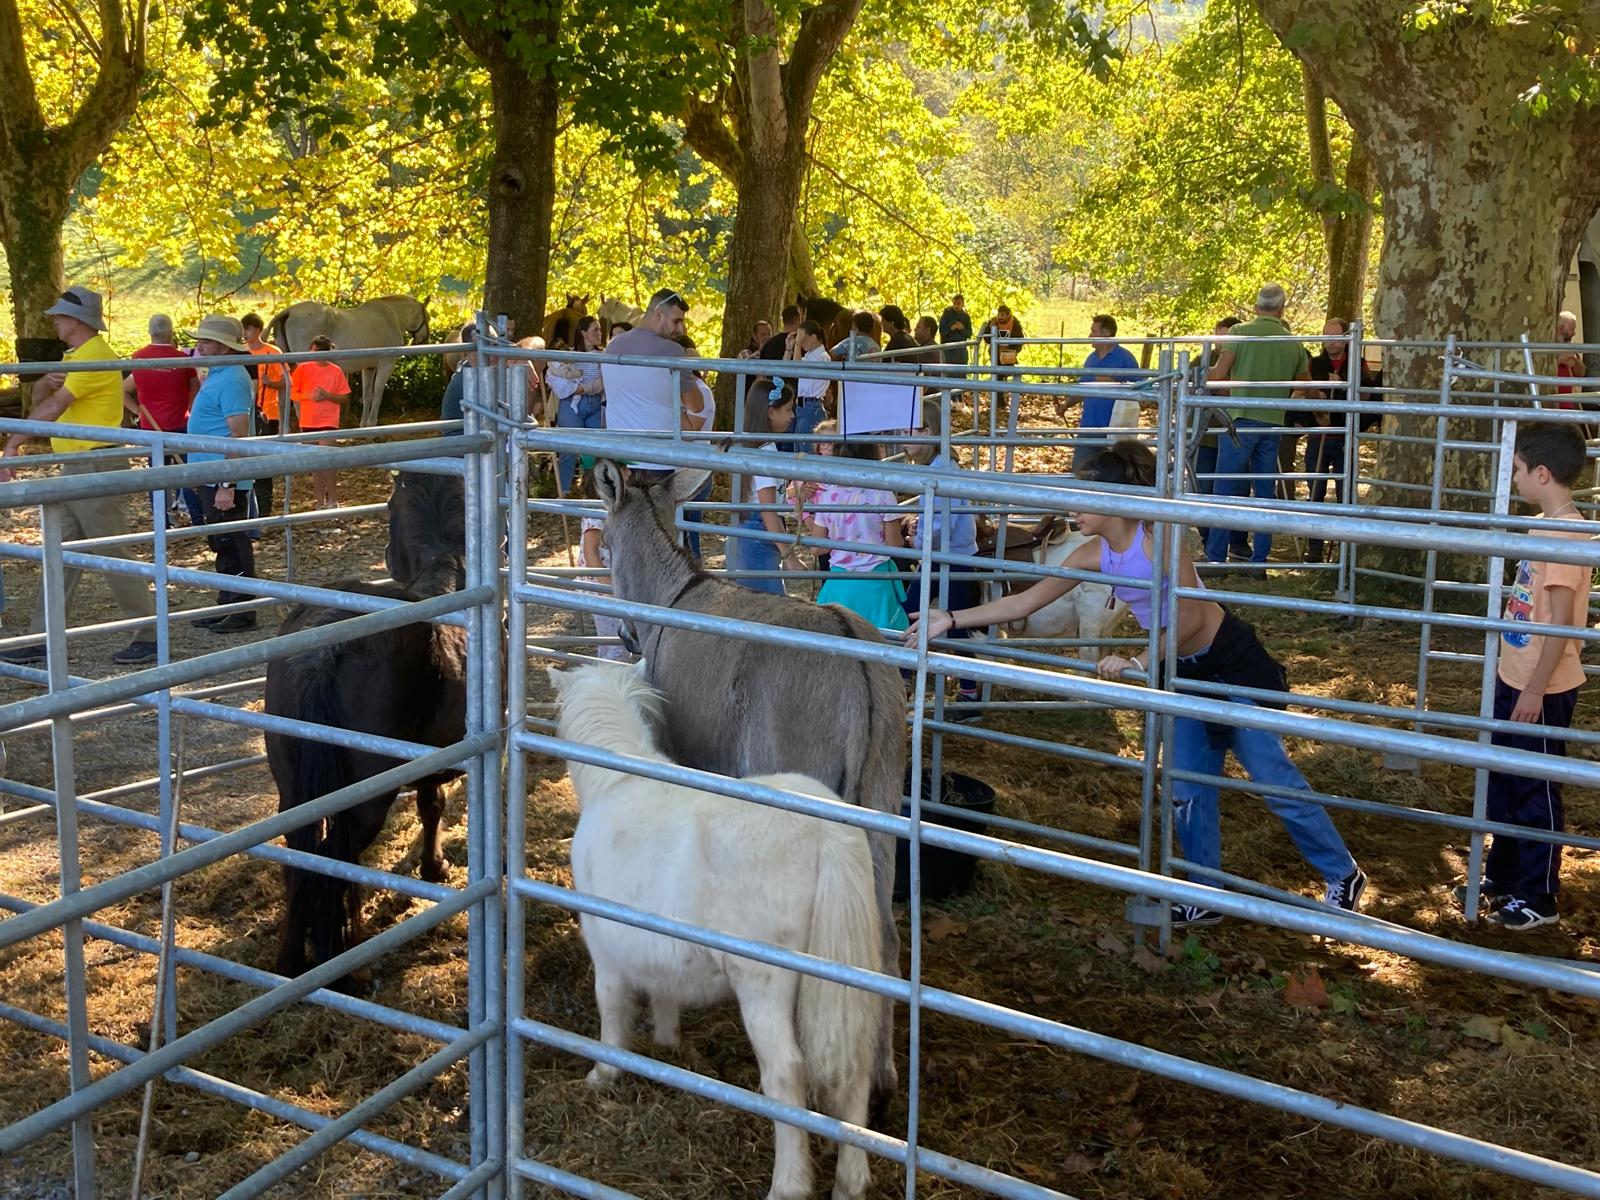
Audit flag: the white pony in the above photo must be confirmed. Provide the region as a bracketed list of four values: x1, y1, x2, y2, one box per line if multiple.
[268, 295, 431, 427]
[550, 661, 885, 1200]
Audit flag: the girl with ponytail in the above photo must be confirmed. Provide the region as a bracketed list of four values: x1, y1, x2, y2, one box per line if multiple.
[904, 441, 1366, 927]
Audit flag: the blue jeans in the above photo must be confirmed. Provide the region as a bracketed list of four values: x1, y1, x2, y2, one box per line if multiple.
[556, 396, 605, 496]
[681, 473, 716, 561]
[1204, 419, 1279, 563]
[792, 398, 827, 454]
[1171, 702, 1357, 885]
[727, 515, 785, 594]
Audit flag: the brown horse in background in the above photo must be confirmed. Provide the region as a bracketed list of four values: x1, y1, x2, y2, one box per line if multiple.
[797, 293, 882, 351]
[265, 471, 468, 985]
[543, 294, 590, 348]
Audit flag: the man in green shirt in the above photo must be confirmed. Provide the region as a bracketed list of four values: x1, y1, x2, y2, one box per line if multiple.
[1203, 283, 1311, 564]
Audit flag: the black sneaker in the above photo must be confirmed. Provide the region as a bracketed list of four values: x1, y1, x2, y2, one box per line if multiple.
[1490, 897, 1559, 931]
[206, 613, 258, 634]
[1324, 866, 1367, 912]
[0, 643, 46, 665]
[111, 640, 157, 665]
[1171, 903, 1223, 928]
[1451, 880, 1510, 911]
[190, 614, 223, 628]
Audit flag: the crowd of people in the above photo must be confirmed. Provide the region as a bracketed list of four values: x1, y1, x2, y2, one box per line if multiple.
[1, 279, 1589, 934]
[0, 285, 355, 664]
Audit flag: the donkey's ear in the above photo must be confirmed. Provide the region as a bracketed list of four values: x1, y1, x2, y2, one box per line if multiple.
[547, 666, 569, 696]
[669, 467, 712, 503]
[593, 460, 626, 511]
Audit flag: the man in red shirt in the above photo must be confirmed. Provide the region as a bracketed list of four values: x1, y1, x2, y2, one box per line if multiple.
[122, 313, 201, 526]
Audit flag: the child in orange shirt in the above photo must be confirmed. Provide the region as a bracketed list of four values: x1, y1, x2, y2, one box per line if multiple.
[289, 334, 351, 510]
[1469, 422, 1593, 930]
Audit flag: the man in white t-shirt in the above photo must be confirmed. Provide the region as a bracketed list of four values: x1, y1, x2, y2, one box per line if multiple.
[601, 287, 708, 471]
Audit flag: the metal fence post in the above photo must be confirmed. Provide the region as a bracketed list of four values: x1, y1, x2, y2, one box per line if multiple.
[42, 501, 97, 1199]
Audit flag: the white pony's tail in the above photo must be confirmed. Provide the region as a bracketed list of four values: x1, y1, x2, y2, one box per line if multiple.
[796, 822, 884, 1110]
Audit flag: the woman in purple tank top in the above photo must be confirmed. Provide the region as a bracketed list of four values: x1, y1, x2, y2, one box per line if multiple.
[904, 442, 1365, 928]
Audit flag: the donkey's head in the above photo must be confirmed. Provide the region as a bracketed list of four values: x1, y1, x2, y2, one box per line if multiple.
[385, 471, 467, 598]
[594, 460, 712, 593]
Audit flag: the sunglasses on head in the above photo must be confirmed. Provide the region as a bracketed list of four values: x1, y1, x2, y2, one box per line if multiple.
[648, 290, 686, 315]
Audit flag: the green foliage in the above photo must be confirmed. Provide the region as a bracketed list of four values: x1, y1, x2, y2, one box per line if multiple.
[1047, 0, 1349, 331]
[383, 351, 450, 415]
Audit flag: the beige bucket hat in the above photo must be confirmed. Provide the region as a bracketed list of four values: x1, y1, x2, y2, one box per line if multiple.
[190, 313, 248, 352]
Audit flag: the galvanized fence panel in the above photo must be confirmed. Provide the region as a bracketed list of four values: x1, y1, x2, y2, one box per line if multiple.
[3, 331, 1600, 1197]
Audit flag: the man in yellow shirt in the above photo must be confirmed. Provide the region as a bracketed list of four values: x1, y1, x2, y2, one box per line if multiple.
[0, 286, 157, 666]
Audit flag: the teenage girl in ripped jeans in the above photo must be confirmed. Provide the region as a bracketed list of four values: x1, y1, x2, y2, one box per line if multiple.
[904, 441, 1367, 927]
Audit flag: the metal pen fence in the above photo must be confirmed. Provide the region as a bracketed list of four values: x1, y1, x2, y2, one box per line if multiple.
[2, 328, 1600, 1198]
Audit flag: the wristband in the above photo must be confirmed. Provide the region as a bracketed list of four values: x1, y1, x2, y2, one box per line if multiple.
[947, 609, 959, 631]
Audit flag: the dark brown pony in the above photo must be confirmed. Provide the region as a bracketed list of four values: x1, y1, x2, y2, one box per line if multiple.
[265, 471, 468, 983]
[542, 293, 590, 349]
[797, 292, 881, 351]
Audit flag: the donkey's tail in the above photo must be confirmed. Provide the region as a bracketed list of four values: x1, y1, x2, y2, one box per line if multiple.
[275, 648, 359, 972]
[796, 823, 884, 1109]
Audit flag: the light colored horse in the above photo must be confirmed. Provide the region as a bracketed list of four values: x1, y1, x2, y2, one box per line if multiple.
[268, 295, 432, 427]
[552, 661, 884, 1200]
[596, 296, 644, 334]
[593, 460, 906, 1112]
[985, 518, 1128, 659]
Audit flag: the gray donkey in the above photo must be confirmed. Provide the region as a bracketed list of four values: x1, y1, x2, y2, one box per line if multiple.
[591, 460, 907, 1110]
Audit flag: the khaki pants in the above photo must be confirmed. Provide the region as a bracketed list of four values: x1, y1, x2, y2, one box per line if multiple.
[25, 457, 156, 642]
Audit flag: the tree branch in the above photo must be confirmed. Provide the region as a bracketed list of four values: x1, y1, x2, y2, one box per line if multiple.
[682, 94, 743, 178]
[742, 0, 786, 155]
[0, 0, 45, 149]
[782, 0, 863, 127]
[806, 151, 973, 264]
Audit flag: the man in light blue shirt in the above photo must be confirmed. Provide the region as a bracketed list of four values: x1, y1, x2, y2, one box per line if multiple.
[186, 314, 260, 633]
[1064, 314, 1140, 462]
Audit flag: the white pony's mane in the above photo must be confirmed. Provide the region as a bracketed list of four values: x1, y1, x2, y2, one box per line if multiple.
[552, 662, 668, 766]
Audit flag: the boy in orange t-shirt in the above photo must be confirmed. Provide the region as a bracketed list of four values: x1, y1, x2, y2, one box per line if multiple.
[242, 312, 287, 520]
[289, 335, 351, 510]
[1471, 422, 1594, 930]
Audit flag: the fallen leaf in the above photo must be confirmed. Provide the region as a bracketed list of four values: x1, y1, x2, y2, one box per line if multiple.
[1461, 1014, 1504, 1044]
[1193, 989, 1224, 1013]
[1317, 1041, 1350, 1061]
[1120, 1117, 1145, 1141]
[1106, 1077, 1139, 1106]
[1130, 946, 1166, 975]
[1095, 930, 1130, 957]
[1074, 959, 1093, 980]
[1283, 968, 1329, 1009]
[1500, 1025, 1537, 1054]
[1060, 1153, 1100, 1176]
[926, 915, 967, 943]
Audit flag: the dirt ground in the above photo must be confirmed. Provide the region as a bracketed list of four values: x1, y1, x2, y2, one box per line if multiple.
[3, 435, 1600, 1200]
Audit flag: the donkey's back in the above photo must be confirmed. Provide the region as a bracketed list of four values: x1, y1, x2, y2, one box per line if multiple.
[647, 580, 904, 806]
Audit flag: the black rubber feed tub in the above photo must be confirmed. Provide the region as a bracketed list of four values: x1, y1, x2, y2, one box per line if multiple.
[892, 769, 997, 902]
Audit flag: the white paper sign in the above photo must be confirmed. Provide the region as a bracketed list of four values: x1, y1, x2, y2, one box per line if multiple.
[838, 380, 922, 436]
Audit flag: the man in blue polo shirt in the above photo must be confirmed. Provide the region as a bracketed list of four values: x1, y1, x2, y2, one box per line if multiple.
[186, 314, 261, 633]
[1062, 313, 1139, 462]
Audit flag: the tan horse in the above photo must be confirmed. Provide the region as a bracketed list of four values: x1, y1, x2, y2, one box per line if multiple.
[269, 295, 432, 426]
[542, 294, 589, 348]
